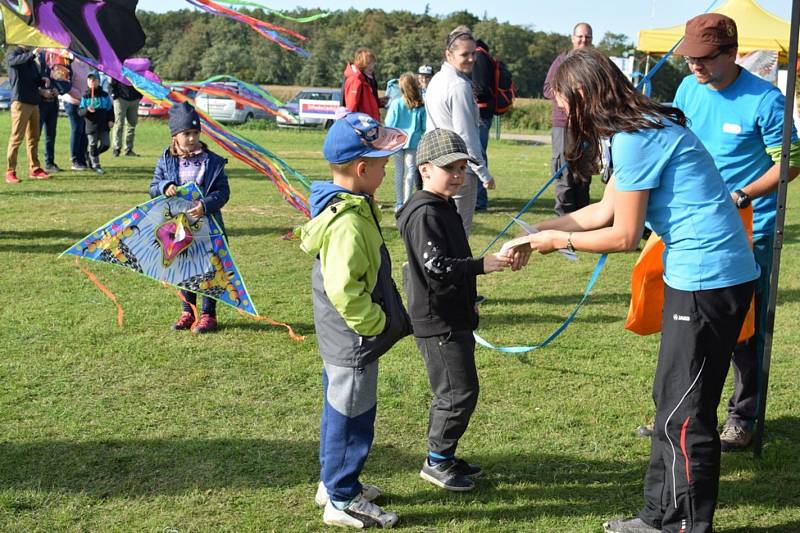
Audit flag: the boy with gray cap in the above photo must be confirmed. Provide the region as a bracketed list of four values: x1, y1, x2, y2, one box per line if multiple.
[396, 129, 512, 492]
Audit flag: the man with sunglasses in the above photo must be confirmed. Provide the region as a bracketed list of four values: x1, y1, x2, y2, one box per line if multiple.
[673, 13, 800, 452]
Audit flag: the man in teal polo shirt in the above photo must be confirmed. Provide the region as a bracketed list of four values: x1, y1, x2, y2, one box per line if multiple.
[673, 13, 800, 450]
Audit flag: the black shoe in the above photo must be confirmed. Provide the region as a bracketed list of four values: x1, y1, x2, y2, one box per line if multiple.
[603, 517, 660, 533]
[452, 458, 482, 477]
[475, 294, 487, 306]
[420, 458, 475, 491]
[124, 150, 140, 157]
[112, 150, 120, 157]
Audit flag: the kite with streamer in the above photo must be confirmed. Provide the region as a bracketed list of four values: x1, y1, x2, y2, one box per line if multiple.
[0, 0, 145, 81]
[185, 0, 325, 57]
[124, 66, 312, 218]
[62, 183, 258, 316]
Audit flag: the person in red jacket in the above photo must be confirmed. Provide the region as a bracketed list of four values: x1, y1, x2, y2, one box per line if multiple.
[343, 48, 385, 121]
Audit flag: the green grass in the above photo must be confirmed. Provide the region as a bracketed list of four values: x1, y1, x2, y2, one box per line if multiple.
[1, 117, 799, 532]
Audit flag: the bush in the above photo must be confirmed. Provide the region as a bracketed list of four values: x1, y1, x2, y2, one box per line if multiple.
[498, 98, 552, 132]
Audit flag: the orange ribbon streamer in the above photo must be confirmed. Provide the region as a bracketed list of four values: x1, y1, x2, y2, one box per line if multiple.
[74, 257, 124, 327]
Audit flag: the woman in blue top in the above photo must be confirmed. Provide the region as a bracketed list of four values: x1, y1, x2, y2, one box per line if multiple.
[524, 49, 758, 533]
[385, 72, 426, 211]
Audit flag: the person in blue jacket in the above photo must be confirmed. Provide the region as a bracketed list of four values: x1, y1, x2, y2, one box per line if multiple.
[149, 102, 230, 334]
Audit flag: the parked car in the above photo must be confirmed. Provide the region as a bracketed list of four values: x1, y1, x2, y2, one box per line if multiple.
[194, 82, 270, 124]
[0, 80, 12, 110]
[138, 84, 198, 118]
[276, 88, 342, 128]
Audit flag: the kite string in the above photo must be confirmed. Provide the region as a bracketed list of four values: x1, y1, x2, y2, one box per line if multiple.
[74, 257, 124, 327]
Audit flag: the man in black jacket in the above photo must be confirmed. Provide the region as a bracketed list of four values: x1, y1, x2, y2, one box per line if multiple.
[5, 46, 49, 184]
[471, 38, 495, 211]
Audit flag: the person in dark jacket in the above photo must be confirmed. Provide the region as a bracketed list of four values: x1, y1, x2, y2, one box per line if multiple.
[110, 78, 142, 157]
[5, 46, 49, 184]
[38, 49, 72, 174]
[472, 38, 495, 211]
[78, 72, 114, 174]
[149, 102, 230, 334]
[396, 129, 512, 493]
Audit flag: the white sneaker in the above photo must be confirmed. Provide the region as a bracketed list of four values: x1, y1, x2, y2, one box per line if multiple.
[322, 494, 398, 529]
[315, 480, 383, 507]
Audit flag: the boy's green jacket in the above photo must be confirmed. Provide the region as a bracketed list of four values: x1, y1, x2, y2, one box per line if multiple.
[299, 192, 386, 336]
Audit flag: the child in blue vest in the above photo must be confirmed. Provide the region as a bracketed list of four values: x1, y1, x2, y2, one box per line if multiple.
[149, 102, 230, 334]
[78, 72, 113, 174]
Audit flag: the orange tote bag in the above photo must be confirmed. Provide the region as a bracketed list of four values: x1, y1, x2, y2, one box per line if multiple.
[624, 205, 755, 343]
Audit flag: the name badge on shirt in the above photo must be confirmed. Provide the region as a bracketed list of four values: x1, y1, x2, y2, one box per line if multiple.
[722, 123, 742, 134]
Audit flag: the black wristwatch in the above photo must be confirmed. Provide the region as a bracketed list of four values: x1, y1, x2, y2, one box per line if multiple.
[735, 189, 751, 209]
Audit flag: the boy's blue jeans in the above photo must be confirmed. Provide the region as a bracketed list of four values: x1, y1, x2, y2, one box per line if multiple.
[38, 100, 59, 166]
[320, 361, 378, 503]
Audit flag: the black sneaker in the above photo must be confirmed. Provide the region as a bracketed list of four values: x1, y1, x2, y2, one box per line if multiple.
[112, 149, 120, 157]
[124, 150, 140, 157]
[420, 458, 475, 491]
[452, 458, 482, 477]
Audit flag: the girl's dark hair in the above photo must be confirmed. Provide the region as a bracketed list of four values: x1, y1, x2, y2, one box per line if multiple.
[552, 47, 686, 178]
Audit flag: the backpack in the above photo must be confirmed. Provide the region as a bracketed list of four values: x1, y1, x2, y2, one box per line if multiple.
[475, 46, 516, 115]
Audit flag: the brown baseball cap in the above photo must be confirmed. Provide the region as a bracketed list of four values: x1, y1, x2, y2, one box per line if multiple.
[675, 13, 738, 57]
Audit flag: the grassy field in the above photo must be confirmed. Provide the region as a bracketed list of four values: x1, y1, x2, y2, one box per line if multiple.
[1, 116, 799, 532]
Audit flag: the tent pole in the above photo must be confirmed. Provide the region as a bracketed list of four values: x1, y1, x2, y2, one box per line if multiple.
[752, 0, 800, 458]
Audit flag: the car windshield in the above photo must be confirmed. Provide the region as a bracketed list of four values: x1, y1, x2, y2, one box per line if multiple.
[0, 80, 10, 91]
[288, 91, 335, 104]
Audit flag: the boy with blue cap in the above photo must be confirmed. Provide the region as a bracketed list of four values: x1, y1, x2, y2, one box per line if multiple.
[299, 111, 412, 529]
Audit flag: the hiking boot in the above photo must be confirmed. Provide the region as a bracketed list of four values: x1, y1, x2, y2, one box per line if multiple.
[191, 314, 218, 334]
[44, 164, 62, 174]
[720, 422, 753, 451]
[322, 494, 398, 529]
[419, 458, 475, 491]
[5, 170, 20, 184]
[172, 311, 195, 331]
[29, 168, 50, 180]
[71, 162, 88, 171]
[124, 150, 140, 157]
[603, 517, 660, 533]
[315, 481, 382, 507]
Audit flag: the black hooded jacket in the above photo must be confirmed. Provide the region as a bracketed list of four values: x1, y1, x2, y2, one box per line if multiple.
[396, 191, 484, 337]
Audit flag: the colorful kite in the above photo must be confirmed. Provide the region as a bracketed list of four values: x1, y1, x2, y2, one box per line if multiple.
[185, 0, 327, 57]
[0, 0, 145, 81]
[62, 183, 258, 316]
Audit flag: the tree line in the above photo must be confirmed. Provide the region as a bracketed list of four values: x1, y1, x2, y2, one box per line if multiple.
[135, 8, 687, 101]
[0, 7, 688, 101]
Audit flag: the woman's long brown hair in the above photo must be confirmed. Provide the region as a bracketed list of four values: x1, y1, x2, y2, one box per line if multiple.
[399, 72, 424, 109]
[551, 48, 686, 178]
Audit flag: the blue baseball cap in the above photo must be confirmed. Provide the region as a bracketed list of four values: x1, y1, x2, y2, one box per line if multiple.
[323, 111, 407, 164]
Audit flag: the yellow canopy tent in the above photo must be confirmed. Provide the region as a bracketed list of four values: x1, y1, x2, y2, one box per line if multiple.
[637, 0, 791, 54]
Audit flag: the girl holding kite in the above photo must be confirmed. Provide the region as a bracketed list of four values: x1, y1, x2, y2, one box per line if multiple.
[149, 102, 231, 335]
[520, 48, 757, 533]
